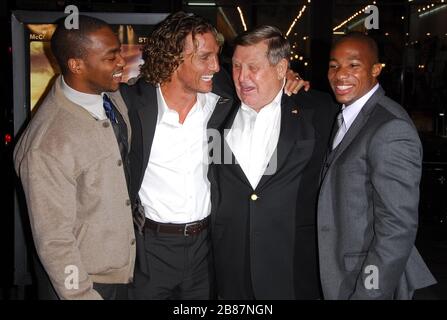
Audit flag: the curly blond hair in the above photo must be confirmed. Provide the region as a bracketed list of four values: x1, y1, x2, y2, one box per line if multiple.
[140, 12, 220, 85]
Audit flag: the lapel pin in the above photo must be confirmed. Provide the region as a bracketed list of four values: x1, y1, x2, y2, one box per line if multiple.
[291, 108, 299, 115]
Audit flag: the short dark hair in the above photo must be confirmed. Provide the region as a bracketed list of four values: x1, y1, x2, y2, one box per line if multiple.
[332, 32, 379, 63]
[140, 11, 220, 85]
[233, 25, 290, 65]
[51, 15, 110, 75]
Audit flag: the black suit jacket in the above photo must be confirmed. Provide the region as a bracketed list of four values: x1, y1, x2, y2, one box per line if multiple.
[208, 90, 338, 299]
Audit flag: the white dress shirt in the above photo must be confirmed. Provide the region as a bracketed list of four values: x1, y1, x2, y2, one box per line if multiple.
[225, 85, 284, 189]
[61, 76, 107, 120]
[138, 86, 220, 223]
[341, 84, 380, 132]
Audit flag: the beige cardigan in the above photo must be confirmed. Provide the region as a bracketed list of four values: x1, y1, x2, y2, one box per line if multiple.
[14, 76, 136, 299]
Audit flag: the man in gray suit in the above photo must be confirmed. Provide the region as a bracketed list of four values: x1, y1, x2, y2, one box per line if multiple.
[318, 32, 436, 299]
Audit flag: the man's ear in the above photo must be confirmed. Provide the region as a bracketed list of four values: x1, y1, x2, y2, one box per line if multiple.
[67, 58, 83, 75]
[276, 58, 288, 79]
[372, 62, 383, 78]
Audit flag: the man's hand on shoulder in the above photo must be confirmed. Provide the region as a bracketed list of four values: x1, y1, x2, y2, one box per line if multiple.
[284, 69, 310, 96]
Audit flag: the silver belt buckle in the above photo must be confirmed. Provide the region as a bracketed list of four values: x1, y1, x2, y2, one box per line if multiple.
[184, 222, 198, 236]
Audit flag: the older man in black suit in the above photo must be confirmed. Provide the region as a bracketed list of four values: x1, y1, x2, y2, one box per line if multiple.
[208, 25, 338, 299]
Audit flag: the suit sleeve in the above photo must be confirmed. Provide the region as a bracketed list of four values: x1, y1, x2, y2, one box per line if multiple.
[16, 149, 102, 300]
[350, 119, 422, 299]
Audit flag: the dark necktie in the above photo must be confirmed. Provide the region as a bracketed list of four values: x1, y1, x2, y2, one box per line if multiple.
[321, 108, 343, 181]
[101, 94, 140, 228]
[103, 94, 117, 123]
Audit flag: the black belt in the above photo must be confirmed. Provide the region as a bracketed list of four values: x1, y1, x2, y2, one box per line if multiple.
[144, 217, 209, 236]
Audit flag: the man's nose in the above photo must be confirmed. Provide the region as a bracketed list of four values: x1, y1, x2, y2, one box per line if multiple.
[238, 66, 248, 82]
[209, 55, 220, 73]
[117, 52, 126, 68]
[335, 67, 349, 80]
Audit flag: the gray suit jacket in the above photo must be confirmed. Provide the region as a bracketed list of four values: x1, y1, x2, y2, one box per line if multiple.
[317, 86, 436, 300]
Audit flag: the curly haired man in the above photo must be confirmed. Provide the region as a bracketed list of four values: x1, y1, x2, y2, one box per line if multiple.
[120, 12, 305, 299]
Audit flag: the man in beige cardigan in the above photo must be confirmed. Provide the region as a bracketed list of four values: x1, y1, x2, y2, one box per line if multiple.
[14, 16, 136, 299]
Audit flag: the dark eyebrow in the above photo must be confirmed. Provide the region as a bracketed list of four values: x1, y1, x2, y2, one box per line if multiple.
[329, 56, 362, 62]
[104, 47, 121, 55]
[198, 49, 216, 56]
[346, 55, 362, 61]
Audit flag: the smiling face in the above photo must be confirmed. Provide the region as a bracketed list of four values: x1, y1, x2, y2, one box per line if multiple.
[75, 26, 126, 94]
[328, 38, 382, 106]
[232, 41, 287, 111]
[171, 31, 220, 95]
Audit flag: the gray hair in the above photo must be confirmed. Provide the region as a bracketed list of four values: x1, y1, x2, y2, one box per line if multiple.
[233, 25, 290, 65]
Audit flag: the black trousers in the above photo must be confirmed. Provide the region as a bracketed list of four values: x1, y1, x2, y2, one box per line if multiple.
[128, 227, 214, 300]
[93, 283, 128, 300]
